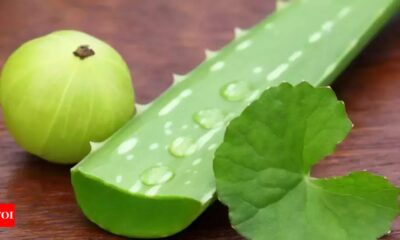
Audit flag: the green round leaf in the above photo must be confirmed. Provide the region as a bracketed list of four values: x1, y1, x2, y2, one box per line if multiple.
[214, 82, 399, 240]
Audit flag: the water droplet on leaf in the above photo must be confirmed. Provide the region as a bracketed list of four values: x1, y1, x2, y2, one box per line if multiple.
[221, 81, 251, 101]
[140, 166, 174, 186]
[169, 137, 197, 157]
[193, 109, 225, 129]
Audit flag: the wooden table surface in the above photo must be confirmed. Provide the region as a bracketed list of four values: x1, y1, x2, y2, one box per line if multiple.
[0, 1, 399, 239]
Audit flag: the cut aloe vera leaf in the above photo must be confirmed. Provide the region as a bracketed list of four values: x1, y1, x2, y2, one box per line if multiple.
[71, 0, 400, 238]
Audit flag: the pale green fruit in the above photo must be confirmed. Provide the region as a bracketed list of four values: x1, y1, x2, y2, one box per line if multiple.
[0, 30, 135, 164]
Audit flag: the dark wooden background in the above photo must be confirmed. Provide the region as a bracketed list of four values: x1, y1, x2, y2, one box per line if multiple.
[0, 0, 399, 239]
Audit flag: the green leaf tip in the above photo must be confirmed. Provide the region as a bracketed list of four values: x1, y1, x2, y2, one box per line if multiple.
[214, 82, 400, 240]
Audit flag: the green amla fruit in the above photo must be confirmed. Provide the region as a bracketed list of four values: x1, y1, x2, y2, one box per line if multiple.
[0, 30, 135, 164]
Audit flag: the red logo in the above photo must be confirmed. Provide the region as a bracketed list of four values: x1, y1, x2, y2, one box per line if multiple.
[0, 204, 15, 227]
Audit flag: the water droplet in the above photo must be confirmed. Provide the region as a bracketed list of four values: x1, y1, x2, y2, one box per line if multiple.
[193, 109, 225, 129]
[140, 166, 174, 186]
[221, 81, 251, 101]
[169, 137, 197, 157]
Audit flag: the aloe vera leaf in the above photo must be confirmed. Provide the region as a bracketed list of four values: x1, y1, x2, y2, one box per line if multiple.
[71, 0, 400, 238]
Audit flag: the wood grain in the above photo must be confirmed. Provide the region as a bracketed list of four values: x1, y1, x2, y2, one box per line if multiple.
[0, 0, 399, 239]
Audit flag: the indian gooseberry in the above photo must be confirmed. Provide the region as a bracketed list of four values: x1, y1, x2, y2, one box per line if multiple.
[0, 30, 135, 164]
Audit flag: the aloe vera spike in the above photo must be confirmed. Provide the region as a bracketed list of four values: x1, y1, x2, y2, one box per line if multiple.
[71, 0, 400, 238]
[276, 0, 291, 10]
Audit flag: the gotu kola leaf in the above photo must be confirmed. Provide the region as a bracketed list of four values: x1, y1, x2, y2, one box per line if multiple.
[213, 82, 400, 240]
